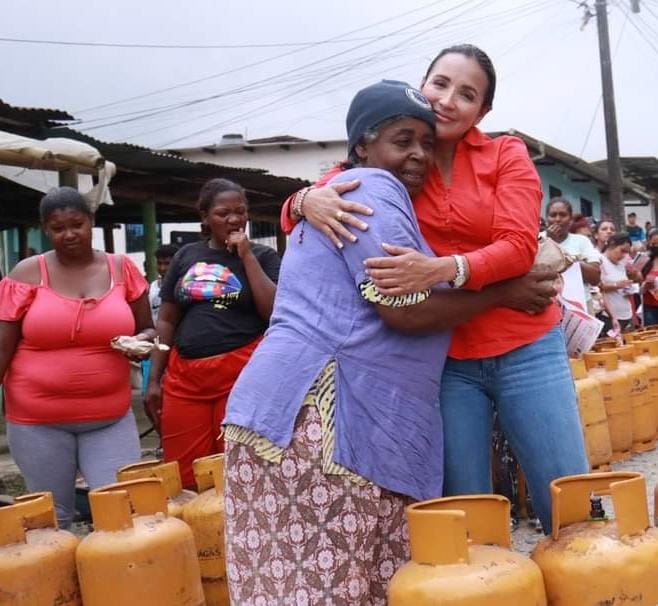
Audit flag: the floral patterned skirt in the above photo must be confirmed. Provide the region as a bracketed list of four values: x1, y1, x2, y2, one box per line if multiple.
[224, 406, 411, 606]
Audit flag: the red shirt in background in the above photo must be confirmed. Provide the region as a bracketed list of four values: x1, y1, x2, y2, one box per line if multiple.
[280, 127, 559, 360]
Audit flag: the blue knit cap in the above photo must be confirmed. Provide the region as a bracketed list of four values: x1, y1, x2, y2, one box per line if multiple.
[346, 80, 436, 153]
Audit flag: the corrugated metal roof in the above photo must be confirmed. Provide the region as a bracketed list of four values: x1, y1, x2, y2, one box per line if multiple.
[593, 157, 658, 194]
[0, 99, 74, 124]
[492, 129, 651, 202]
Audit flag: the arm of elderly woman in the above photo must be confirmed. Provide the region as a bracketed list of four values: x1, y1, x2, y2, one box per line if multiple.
[376, 271, 557, 334]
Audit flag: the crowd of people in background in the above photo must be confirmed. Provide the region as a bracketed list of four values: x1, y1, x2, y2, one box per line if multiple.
[545, 203, 658, 335]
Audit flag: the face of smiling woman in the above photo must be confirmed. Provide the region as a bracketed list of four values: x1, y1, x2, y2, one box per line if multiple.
[420, 52, 490, 143]
[355, 117, 435, 196]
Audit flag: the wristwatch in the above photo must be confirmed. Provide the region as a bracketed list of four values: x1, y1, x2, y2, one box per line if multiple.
[450, 255, 468, 288]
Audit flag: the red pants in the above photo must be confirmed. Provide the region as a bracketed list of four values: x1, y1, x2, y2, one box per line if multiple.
[161, 339, 260, 488]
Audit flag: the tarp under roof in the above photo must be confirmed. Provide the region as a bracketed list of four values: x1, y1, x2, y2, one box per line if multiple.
[0, 130, 115, 210]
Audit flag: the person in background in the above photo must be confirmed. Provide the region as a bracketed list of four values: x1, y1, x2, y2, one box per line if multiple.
[593, 219, 617, 253]
[626, 212, 645, 243]
[0, 187, 153, 527]
[278, 44, 588, 534]
[645, 221, 653, 236]
[570, 213, 594, 240]
[600, 233, 640, 332]
[145, 178, 280, 488]
[141, 244, 178, 397]
[641, 228, 658, 326]
[545, 198, 601, 295]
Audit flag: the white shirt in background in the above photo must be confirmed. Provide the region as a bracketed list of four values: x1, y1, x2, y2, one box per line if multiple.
[600, 256, 633, 321]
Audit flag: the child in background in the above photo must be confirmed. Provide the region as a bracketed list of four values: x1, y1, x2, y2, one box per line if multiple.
[142, 245, 178, 395]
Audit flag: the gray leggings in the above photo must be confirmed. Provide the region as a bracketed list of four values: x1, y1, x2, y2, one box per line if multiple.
[7, 410, 141, 528]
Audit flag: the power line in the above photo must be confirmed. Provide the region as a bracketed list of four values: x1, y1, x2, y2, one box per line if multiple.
[74, 0, 477, 133]
[0, 32, 437, 50]
[77, 0, 552, 135]
[73, 0, 450, 114]
[156, 0, 493, 147]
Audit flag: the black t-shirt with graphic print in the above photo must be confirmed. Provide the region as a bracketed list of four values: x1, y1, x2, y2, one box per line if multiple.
[160, 240, 280, 358]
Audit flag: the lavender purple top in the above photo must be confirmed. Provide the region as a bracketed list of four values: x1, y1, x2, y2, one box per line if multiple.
[224, 168, 451, 500]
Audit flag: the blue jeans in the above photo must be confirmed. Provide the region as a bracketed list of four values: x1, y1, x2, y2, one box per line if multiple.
[644, 305, 658, 326]
[439, 325, 588, 533]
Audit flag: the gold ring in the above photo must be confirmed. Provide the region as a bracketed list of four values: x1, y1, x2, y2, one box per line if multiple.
[336, 210, 344, 221]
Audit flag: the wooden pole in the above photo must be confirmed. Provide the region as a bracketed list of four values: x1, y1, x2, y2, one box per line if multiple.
[102, 225, 115, 253]
[58, 169, 78, 189]
[143, 201, 158, 282]
[18, 225, 29, 260]
[595, 0, 625, 229]
[276, 223, 287, 256]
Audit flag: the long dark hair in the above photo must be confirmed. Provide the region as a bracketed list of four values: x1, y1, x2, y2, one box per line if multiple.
[603, 232, 631, 253]
[643, 228, 658, 277]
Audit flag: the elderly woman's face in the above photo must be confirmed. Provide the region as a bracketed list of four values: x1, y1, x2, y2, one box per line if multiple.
[356, 117, 434, 196]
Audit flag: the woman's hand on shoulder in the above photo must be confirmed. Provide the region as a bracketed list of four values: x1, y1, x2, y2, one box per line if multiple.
[365, 245, 458, 295]
[301, 181, 373, 249]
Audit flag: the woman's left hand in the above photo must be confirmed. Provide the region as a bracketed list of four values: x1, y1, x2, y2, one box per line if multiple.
[364, 244, 456, 296]
[226, 229, 251, 259]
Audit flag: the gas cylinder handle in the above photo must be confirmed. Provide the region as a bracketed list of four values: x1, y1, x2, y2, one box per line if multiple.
[406, 494, 511, 567]
[89, 478, 168, 532]
[192, 453, 224, 494]
[0, 492, 57, 546]
[550, 472, 648, 540]
[116, 459, 184, 499]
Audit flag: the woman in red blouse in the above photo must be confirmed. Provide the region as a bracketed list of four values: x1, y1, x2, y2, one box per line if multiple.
[280, 45, 588, 533]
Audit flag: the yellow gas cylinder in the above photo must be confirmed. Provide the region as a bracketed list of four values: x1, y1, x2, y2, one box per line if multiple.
[116, 459, 196, 519]
[182, 454, 228, 606]
[613, 345, 656, 452]
[76, 478, 205, 606]
[570, 358, 613, 470]
[583, 351, 633, 461]
[632, 338, 658, 435]
[633, 338, 658, 433]
[0, 492, 81, 606]
[388, 495, 547, 605]
[531, 472, 658, 606]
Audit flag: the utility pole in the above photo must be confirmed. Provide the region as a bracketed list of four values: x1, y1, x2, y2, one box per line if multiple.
[594, 0, 625, 228]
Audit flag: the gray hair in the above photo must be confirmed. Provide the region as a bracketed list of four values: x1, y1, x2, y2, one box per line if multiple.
[346, 115, 405, 166]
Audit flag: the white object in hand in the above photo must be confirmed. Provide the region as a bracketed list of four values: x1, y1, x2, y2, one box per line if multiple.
[110, 336, 170, 356]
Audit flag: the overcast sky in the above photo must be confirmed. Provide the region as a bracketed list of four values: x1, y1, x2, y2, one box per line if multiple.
[2, 0, 657, 161]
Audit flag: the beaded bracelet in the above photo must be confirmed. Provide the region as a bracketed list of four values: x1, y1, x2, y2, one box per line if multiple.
[292, 186, 313, 219]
